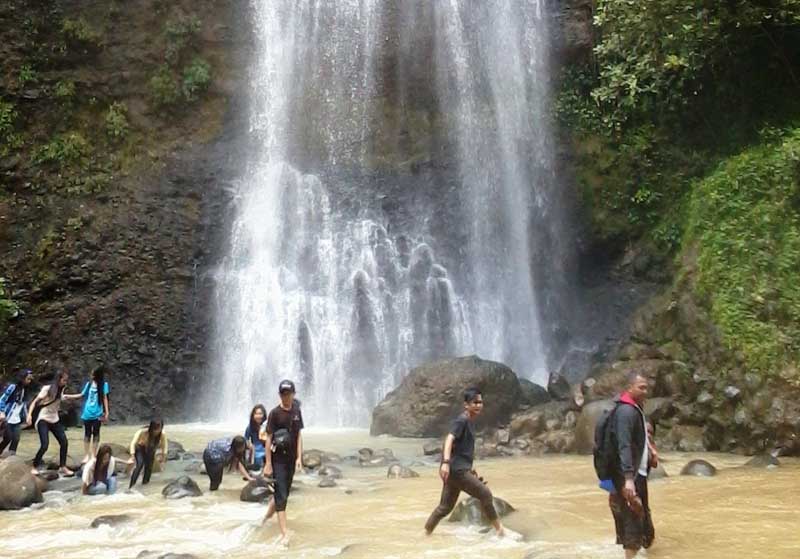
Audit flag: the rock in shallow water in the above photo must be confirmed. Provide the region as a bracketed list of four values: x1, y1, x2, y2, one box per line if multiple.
[680, 459, 717, 477]
[162, 476, 203, 499]
[448, 496, 515, 525]
[240, 478, 274, 503]
[0, 456, 43, 510]
[90, 514, 134, 528]
[318, 477, 337, 488]
[386, 464, 419, 479]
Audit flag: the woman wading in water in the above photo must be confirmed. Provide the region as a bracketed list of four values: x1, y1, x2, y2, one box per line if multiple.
[129, 418, 167, 489]
[202, 435, 254, 491]
[81, 444, 118, 495]
[0, 369, 34, 457]
[27, 369, 82, 476]
[78, 364, 111, 464]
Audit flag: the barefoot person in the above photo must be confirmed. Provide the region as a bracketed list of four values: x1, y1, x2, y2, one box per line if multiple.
[0, 369, 34, 457]
[27, 369, 81, 476]
[607, 372, 656, 558]
[79, 365, 111, 463]
[202, 435, 254, 491]
[81, 444, 118, 495]
[244, 404, 268, 471]
[262, 379, 304, 545]
[128, 418, 167, 489]
[424, 387, 505, 537]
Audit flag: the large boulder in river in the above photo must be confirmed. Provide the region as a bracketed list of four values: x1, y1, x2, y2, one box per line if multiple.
[162, 476, 203, 499]
[0, 456, 44, 510]
[240, 478, 274, 503]
[90, 514, 135, 528]
[387, 464, 419, 479]
[371, 356, 522, 437]
[448, 496, 515, 525]
[574, 399, 616, 455]
[680, 459, 717, 477]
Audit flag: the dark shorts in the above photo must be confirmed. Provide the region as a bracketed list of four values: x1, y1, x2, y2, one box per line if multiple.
[610, 475, 655, 550]
[84, 419, 102, 440]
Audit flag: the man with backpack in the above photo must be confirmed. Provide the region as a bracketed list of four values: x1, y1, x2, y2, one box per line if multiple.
[594, 371, 655, 558]
[262, 379, 304, 546]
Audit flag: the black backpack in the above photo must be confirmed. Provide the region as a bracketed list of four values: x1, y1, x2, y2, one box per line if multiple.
[593, 403, 620, 481]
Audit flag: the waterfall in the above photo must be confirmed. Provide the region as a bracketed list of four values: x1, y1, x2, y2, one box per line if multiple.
[212, 0, 562, 426]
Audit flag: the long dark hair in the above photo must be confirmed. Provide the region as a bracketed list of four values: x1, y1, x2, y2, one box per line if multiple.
[248, 404, 267, 440]
[93, 444, 113, 485]
[46, 369, 69, 401]
[228, 435, 247, 471]
[142, 418, 164, 451]
[91, 364, 109, 413]
[7, 369, 32, 403]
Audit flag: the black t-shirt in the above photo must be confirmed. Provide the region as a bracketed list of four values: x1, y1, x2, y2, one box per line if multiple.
[266, 403, 304, 462]
[449, 413, 475, 472]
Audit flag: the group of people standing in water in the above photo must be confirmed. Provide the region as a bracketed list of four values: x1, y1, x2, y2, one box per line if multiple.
[2, 364, 653, 556]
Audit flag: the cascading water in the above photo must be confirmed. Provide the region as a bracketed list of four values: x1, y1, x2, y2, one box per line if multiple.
[212, 1, 563, 426]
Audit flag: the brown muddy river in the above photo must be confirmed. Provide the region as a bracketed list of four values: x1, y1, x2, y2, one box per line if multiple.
[2, 424, 798, 558]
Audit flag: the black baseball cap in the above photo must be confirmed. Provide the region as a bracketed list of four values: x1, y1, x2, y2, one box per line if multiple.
[278, 379, 296, 394]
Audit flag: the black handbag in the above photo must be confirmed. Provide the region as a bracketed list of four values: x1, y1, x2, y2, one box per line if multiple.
[271, 428, 292, 454]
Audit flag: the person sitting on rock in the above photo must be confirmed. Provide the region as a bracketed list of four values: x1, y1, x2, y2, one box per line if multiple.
[26, 368, 82, 477]
[245, 404, 268, 471]
[607, 372, 656, 558]
[424, 387, 506, 537]
[82, 444, 118, 495]
[0, 369, 34, 457]
[262, 379, 304, 547]
[202, 435, 254, 491]
[129, 418, 168, 489]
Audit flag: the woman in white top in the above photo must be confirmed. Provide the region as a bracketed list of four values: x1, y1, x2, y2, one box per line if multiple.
[81, 444, 117, 495]
[26, 369, 82, 476]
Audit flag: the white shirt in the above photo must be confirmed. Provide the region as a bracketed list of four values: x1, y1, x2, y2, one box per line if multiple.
[638, 409, 650, 477]
[82, 456, 116, 485]
[35, 385, 61, 425]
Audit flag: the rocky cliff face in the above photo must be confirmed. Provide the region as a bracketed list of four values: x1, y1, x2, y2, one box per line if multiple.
[0, 0, 250, 421]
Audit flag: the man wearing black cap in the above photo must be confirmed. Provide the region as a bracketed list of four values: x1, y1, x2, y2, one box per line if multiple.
[262, 379, 304, 545]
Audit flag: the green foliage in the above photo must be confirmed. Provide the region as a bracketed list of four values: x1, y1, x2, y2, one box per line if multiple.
[149, 64, 181, 107]
[688, 126, 800, 374]
[18, 64, 39, 87]
[592, 0, 800, 129]
[0, 101, 23, 157]
[164, 16, 201, 64]
[33, 132, 90, 167]
[62, 17, 102, 49]
[0, 278, 19, 333]
[105, 101, 130, 140]
[181, 57, 211, 101]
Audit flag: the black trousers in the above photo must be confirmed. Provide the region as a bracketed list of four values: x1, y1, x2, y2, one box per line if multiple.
[33, 420, 68, 468]
[0, 422, 22, 454]
[425, 470, 498, 532]
[272, 459, 296, 512]
[610, 474, 655, 551]
[129, 445, 156, 488]
[203, 449, 226, 491]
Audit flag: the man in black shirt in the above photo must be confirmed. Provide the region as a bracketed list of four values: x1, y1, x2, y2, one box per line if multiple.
[262, 379, 304, 545]
[424, 387, 505, 537]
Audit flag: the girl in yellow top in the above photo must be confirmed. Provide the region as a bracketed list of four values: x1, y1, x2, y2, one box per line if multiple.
[128, 418, 167, 489]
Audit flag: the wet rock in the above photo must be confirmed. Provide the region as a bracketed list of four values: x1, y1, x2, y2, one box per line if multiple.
[183, 461, 201, 473]
[680, 459, 717, 477]
[240, 478, 274, 503]
[519, 378, 550, 407]
[547, 372, 572, 401]
[162, 476, 203, 499]
[371, 356, 522, 437]
[359, 455, 390, 468]
[510, 401, 570, 439]
[494, 428, 511, 445]
[448, 496, 515, 525]
[574, 399, 616, 455]
[423, 440, 442, 455]
[318, 465, 342, 479]
[672, 425, 705, 452]
[45, 455, 80, 472]
[534, 429, 575, 454]
[167, 440, 186, 461]
[0, 456, 43, 510]
[512, 438, 530, 451]
[90, 514, 134, 528]
[303, 449, 324, 470]
[45, 476, 83, 494]
[40, 471, 60, 482]
[318, 477, 337, 488]
[744, 454, 780, 468]
[387, 464, 419, 479]
[644, 397, 674, 423]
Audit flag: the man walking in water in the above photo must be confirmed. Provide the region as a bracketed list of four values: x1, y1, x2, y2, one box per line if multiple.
[609, 372, 655, 557]
[424, 387, 505, 537]
[262, 379, 304, 546]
